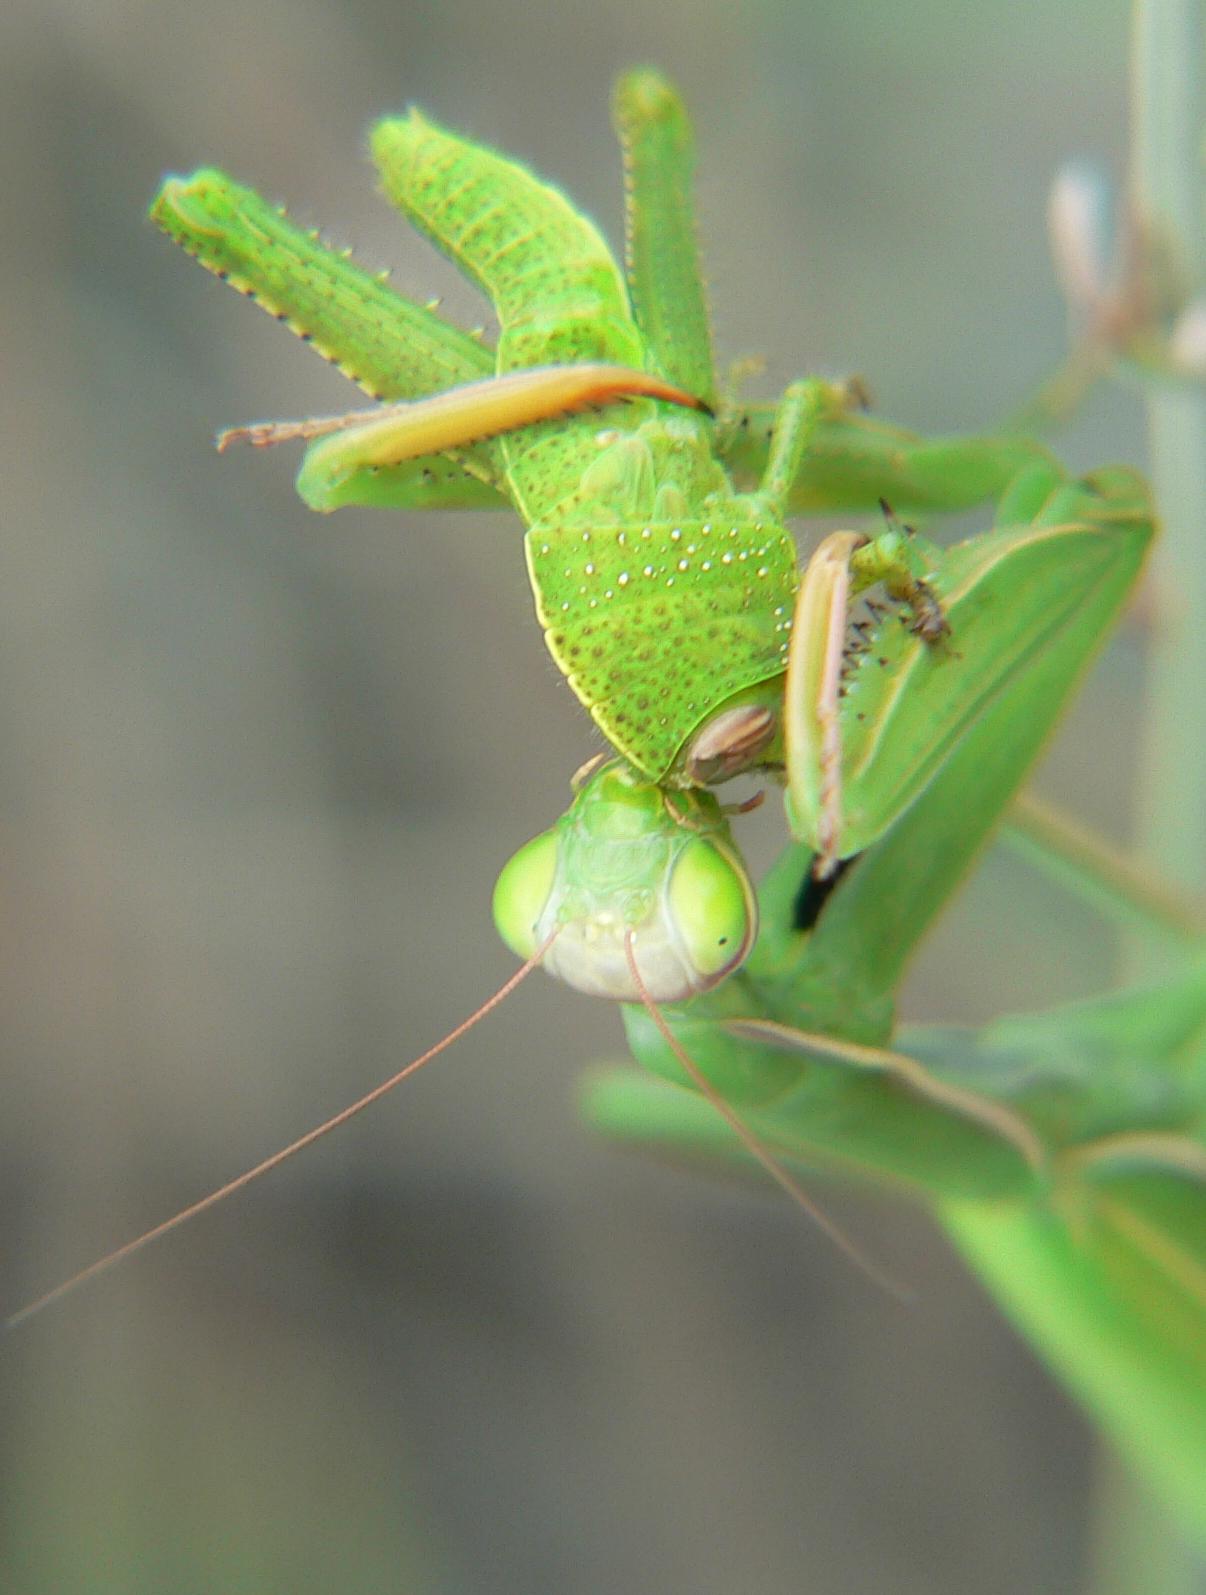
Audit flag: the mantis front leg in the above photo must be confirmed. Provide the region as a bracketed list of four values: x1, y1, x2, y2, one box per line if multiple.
[725, 376, 952, 872]
[780, 460, 1152, 873]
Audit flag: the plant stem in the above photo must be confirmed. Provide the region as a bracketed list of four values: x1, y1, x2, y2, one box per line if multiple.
[1087, 1450, 1206, 1595]
[1088, 5, 1206, 1593]
[1003, 792, 1205, 944]
[1130, 0, 1206, 901]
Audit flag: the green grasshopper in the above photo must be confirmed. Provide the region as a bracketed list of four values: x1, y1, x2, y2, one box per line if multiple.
[10, 70, 1204, 1546]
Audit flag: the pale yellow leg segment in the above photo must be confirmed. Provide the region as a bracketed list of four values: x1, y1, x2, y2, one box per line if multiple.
[785, 525, 949, 875]
[784, 531, 865, 877]
[216, 362, 708, 499]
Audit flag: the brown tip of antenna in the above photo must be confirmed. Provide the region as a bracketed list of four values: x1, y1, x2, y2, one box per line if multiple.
[622, 931, 911, 1302]
[5, 935, 556, 1331]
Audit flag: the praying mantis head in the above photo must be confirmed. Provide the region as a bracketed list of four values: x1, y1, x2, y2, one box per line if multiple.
[493, 757, 758, 1003]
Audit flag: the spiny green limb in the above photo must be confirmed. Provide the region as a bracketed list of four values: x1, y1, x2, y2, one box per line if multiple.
[370, 111, 643, 373]
[783, 531, 861, 876]
[294, 456, 507, 513]
[149, 169, 494, 401]
[612, 68, 716, 404]
[778, 505, 956, 879]
[765, 480, 1154, 1032]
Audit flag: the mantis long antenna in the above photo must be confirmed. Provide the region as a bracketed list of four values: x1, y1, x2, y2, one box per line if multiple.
[5, 938, 555, 1331]
[623, 933, 910, 1301]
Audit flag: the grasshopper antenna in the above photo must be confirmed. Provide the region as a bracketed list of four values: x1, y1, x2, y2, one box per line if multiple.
[623, 932, 911, 1302]
[5, 936, 556, 1331]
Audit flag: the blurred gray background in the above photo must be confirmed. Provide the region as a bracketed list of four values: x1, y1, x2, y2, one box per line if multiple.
[1, 0, 1148, 1590]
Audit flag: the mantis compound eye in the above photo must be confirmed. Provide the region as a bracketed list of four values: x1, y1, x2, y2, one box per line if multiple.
[665, 836, 756, 986]
[492, 830, 559, 963]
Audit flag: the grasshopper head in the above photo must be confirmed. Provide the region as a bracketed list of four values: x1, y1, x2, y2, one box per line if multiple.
[493, 761, 757, 1003]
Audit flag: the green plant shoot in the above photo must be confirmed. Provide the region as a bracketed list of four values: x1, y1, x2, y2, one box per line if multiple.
[10, 69, 1204, 1553]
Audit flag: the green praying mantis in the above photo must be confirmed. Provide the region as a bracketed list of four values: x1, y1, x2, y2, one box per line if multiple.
[9, 67, 1205, 1544]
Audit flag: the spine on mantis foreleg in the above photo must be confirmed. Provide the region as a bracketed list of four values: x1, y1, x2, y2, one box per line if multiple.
[150, 171, 496, 402]
[613, 69, 716, 405]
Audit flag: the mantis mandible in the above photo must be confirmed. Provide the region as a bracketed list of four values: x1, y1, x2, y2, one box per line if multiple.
[10, 80, 1204, 1531]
